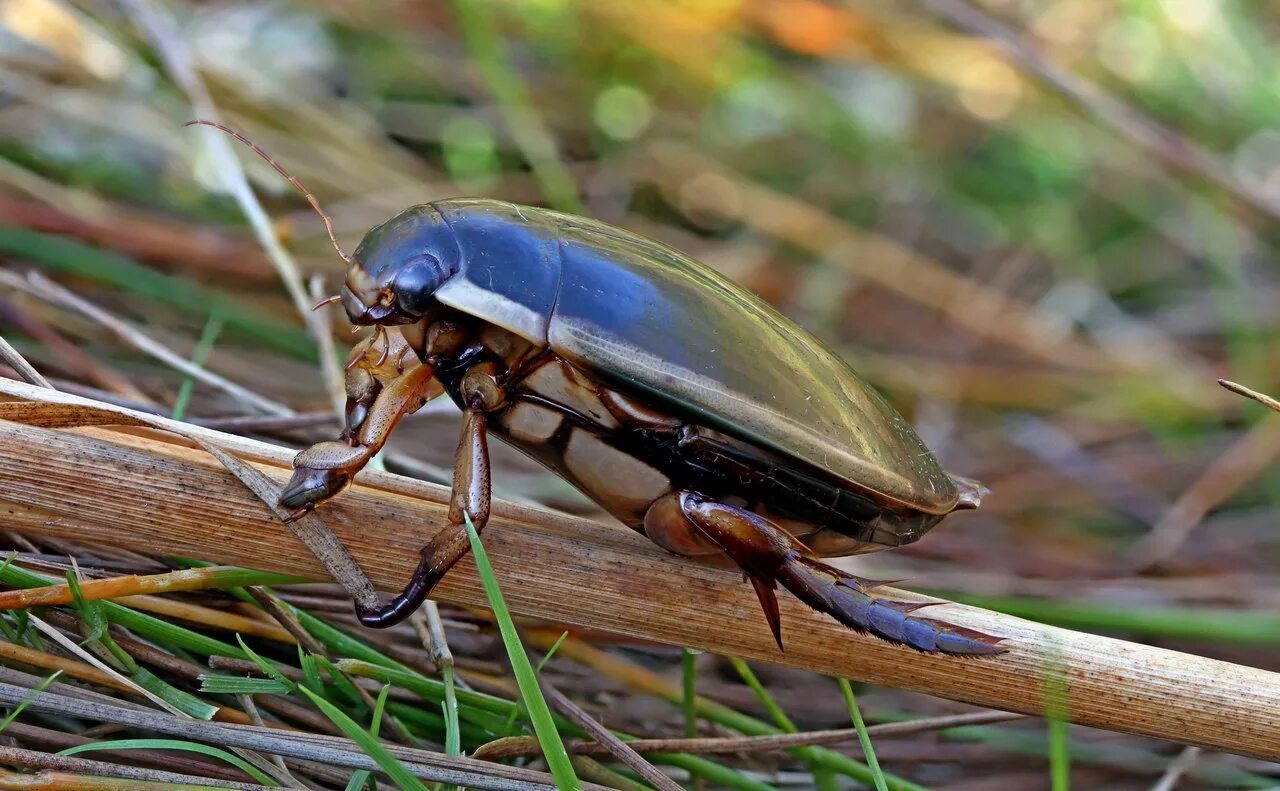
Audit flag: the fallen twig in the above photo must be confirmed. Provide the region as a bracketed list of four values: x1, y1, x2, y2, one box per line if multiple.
[1219, 379, 1280, 413]
[472, 710, 1026, 760]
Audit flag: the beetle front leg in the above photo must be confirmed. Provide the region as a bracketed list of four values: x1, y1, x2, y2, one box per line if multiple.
[279, 357, 437, 514]
[355, 407, 490, 627]
[650, 492, 1005, 655]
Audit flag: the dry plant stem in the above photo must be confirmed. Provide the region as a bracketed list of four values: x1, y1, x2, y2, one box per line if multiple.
[1, 382, 1279, 759]
[236, 694, 295, 784]
[0, 639, 136, 695]
[0, 374, 376, 609]
[25, 613, 297, 788]
[912, 0, 1280, 223]
[473, 711, 1026, 760]
[246, 587, 326, 654]
[411, 604, 452, 672]
[0, 746, 275, 790]
[536, 675, 684, 791]
[1219, 379, 1280, 413]
[246, 586, 414, 744]
[307, 275, 347, 416]
[1150, 746, 1202, 791]
[0, 295, 150, 402]
[193, 411, 337, 433]
[0, 333, 51, 389]
[111, 594, 296, 643]
[0, 193, 274, 282]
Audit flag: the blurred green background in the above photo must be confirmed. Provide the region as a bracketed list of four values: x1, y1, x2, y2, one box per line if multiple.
[0, 0, 1278, 786]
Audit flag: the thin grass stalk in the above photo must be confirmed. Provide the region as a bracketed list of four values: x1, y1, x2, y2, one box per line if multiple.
[837, 679, 888, 791]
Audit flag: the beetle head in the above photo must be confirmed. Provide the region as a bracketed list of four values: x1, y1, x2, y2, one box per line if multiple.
[341, 205, 461, 326]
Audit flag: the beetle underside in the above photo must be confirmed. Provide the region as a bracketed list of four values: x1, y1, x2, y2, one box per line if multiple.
[281, 315, 1004, 655]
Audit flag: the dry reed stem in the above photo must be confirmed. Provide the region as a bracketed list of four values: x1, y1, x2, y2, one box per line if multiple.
[1219, 379, 1280, 413]
[0, 379, 1278, 760]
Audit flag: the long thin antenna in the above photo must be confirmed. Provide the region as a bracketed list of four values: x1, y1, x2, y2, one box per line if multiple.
[184, 119, 351, 263]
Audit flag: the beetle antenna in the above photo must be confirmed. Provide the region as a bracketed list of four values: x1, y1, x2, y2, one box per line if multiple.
[311, 294, 342, 311]
[184, 119, 352, 263]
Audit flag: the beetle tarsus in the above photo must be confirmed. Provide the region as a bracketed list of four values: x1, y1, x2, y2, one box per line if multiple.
[355, 548, 440, 628]
[777, 555, 1004, 655]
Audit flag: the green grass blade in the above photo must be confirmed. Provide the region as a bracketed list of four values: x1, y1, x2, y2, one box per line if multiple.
[59, 738, 278, 786]
[0, 564, 248, 657]
[654, 655, 926, 791]
[300, 648, 325, 696]
[838, 679, 888, 791]
[297, 685, 429, 791]
[536, 630, 570, 673]
[171, 312, 225, 420]
[464, 513, 579, 790]
[1045, 645, 1070, 791]
[0, 670, 61, 734]
[132, 666, 219, 721]
[442, 662, 461, 758]
[234, 636, 298, 693]
[314, 655, 365, 710]
[728, 658, 795, 731]
[730, 658, 841, 790]
[198, 675, 292, 695]
[682, 648, 697, 738]
[345, 684, 392, 791]
[65, 572, 108, 645]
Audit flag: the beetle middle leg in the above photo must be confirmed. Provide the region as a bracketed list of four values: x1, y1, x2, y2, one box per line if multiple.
[647, 492, 1005, 655]
[355, 405, 491, 627]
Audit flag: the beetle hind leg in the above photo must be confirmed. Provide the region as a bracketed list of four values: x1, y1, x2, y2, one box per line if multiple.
[664, 493, 1005, 655]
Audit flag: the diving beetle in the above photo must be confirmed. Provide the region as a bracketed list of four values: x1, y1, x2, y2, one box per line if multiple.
[190, 123, 1001, 655]
[286, 198, 1001, 655]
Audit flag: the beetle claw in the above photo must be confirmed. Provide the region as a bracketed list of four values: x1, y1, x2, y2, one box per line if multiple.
[281, 504, 312, 524]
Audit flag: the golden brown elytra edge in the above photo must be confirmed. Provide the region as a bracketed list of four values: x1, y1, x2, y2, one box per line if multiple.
[189, 119, 1003, 655]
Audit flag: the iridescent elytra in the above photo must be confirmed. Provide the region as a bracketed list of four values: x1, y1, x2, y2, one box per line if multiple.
[192, 120, 1001, 655]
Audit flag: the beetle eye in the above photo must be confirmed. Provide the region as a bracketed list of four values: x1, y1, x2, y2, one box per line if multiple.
[393, 254, 450, 316]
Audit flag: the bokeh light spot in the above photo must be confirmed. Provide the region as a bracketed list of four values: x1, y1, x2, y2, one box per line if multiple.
[958, 58, 1022, 121]
[593, 84, 654, 141]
